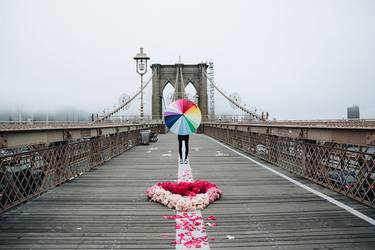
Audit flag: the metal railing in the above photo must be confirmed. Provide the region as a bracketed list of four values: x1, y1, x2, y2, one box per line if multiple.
[0, 124, 160, 213]
[204, 116, 375, 129]
[203, 123, 375, 208]
[0, 117, 162, 131]
[4, 116, 374, 130]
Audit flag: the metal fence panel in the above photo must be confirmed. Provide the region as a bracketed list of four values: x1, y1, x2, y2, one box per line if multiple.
[0, 127, 158, 213]
[203, 124, 375, 208]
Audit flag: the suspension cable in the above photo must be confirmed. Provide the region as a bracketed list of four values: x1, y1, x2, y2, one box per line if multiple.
[95, 73, 153, 122]
[206, 74, 265, 120]
[95, 70, 266, 122]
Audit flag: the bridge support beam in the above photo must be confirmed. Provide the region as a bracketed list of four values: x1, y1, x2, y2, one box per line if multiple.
[0, 123, 162, 149]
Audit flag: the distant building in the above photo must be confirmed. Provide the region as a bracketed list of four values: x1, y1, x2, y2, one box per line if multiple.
[347, 105, 360, 119]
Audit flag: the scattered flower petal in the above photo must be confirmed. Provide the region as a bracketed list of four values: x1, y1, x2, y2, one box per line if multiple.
[207, 215, 216, 221]
[226, 235, 235, 240]
[164, 213, 212, 248]
[160, 233, 169, 239]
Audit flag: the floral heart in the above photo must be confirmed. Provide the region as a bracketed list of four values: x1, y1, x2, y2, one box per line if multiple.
[146, 180, 222, 211]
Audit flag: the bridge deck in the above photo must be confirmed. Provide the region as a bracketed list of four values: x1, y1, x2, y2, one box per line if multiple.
[0, 134, 374, 249]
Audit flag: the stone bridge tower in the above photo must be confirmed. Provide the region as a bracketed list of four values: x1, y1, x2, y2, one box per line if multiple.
[151, 63, 208, 120]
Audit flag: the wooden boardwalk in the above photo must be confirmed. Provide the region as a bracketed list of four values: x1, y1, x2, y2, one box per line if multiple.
[0, 133, 375, 249]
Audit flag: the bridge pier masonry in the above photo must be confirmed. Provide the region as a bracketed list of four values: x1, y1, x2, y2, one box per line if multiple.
[151, 63, 209, 121]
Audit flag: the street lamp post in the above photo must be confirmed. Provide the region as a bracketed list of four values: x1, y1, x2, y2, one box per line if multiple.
[134, 48, 150, 120]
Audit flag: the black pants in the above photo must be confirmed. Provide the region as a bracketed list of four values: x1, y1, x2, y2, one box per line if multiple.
[178, 135, 189, 160]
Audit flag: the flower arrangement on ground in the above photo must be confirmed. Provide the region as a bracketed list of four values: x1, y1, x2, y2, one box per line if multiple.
[146, 180, 222, 211]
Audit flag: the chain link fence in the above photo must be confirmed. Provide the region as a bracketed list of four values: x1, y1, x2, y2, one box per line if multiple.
[0, 125, 160, 213]
[203, 124, 375, 208]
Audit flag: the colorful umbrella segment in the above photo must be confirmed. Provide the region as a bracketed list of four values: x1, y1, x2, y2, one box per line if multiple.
[164, 99, 202, 135]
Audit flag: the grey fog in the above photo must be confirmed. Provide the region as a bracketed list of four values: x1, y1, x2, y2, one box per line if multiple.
[0, 0, 374, 120]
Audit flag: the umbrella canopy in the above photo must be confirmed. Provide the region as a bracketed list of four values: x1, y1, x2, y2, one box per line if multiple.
[164, 99, 202, 135]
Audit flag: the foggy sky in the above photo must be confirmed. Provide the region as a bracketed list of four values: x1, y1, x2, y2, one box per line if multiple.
[1, 0, 374, 120]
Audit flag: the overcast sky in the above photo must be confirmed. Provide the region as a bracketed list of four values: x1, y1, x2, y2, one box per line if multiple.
[0, 0, 374, 120]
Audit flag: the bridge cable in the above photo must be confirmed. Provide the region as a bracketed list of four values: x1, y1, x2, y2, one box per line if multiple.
[205, 74, 265, 120]
[95, 73, 154, 122]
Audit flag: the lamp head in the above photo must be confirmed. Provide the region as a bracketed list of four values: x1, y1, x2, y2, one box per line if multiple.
[134, 48, 150, 60]
[134, 48, 150, 75]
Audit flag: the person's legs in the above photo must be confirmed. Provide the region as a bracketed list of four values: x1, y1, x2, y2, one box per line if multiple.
[184, 137, 189, 161]
[178, 139, 183, 161]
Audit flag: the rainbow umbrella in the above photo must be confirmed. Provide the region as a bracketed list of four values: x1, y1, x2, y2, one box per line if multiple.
[164, 99, 202, 135]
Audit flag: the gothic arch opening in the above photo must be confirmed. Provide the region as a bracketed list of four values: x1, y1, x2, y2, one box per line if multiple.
[162, 81, 175, 117]
[184, 81, 198, 103]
